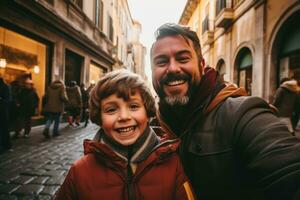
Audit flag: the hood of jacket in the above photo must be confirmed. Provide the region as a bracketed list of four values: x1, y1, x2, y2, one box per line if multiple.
[50, 81, 64, 90]
[281, 79, 300, 93]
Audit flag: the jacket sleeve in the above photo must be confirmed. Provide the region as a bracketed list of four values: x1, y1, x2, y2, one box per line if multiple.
[272, 87, 283, 107]
[220, 96, 300, 200]
[54, 166, 77, 200]
[60, 86, 69, 104]
[174, 155, 196, 200]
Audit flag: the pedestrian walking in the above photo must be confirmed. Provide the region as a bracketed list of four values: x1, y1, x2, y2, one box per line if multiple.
[80, 83, 89, 127]
[42, 80, 69, 138]
[273, 77, 300, 133]
[66, 81, 82, 127]
[150, 23, 300, 200]
[9, 79, 21, 135]
[0, 77, 12, 153]
[55, 69, 195, 200]
[14, 78, 39, 138]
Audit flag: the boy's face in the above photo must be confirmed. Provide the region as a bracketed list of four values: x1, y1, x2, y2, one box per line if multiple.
[100, 91, 149, 146]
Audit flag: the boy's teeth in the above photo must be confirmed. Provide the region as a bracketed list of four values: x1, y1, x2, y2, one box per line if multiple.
[118, 127, 134, 133]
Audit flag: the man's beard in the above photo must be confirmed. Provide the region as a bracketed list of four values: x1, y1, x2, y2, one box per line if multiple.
[164, 95, 189, 106]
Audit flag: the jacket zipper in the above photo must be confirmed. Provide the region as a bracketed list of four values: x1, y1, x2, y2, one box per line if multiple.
[127, 162, 134, 200]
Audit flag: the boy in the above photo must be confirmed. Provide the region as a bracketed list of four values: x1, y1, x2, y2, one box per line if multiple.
[55, 69, 195, 200]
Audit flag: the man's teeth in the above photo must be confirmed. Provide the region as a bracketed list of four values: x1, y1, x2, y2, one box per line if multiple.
[118, 127, 135, 133]
[167, 80, 185, 86]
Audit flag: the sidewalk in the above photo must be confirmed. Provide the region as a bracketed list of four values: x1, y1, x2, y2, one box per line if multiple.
[0, 123, 99, 200]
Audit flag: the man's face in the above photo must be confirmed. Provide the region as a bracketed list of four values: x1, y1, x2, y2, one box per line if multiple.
[151, 35, 202, 106]
[24, 79, 33, 89]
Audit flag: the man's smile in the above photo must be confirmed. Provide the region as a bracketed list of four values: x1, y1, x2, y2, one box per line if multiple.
[166, 79, 186, 86]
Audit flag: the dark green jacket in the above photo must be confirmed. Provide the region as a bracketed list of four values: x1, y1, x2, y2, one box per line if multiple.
[159, 84, 300, 200]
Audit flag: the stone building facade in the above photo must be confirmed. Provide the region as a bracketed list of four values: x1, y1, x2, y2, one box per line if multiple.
[0, 0, 146, 115]
[179, 0, 300, 101]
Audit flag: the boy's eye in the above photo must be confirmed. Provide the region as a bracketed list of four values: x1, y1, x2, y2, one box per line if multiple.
[129, 104, 140, 110]
[104, 107, 117, 114]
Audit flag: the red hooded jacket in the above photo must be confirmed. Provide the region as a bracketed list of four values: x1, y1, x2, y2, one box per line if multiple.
[55, 130, 195, 200]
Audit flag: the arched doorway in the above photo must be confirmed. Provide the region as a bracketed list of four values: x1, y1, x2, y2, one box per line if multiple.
[276, 11, 300, 86]
[236, 47, 253, 95]
[216, 59, 226, 81]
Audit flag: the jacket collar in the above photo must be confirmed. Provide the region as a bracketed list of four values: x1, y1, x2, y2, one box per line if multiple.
[84, 127, 180, 174]
[158, 68, 247, 137]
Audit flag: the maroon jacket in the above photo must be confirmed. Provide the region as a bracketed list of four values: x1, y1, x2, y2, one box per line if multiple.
[55, 131, 195, 200]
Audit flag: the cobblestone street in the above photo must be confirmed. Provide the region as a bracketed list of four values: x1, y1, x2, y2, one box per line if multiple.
[0, 123, 99, 200]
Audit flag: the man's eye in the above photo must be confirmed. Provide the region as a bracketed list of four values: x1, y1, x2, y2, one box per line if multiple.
[155, 59, 168, 66]
[178, 57, 190, 63]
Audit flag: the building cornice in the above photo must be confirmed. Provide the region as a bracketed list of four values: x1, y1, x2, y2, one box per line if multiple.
[179, 0, 200, 25]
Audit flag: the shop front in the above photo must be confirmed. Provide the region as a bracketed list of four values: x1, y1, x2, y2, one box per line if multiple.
[0, 26, 48, 114]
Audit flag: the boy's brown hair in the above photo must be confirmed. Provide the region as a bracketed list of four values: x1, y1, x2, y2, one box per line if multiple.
[89, 69, 156, 125]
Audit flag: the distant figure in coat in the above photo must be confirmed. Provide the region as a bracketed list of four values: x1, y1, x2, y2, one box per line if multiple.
[55, 69, 195, 200]
[42, 80, 69, 138]
[0, 77, 12, 153]
[273, 77, 300, 133]
[66, 81, 82, 127]
[80, 83, 89, 127]
[14, 78, 39, 138]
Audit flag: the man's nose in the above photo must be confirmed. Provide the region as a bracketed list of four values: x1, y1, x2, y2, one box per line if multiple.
[167, 59, 180, 73]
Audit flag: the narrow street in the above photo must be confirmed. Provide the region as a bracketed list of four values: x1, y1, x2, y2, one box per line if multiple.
[0, 123, 99, 200]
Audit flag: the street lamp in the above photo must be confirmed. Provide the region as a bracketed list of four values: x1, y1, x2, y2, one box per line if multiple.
[0, 58, 6, 68]
[33, 65, 40, 74]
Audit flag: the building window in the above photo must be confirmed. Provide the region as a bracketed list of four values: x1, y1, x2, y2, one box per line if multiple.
[216, 0, 226, 16]
[237, 48, 252, 95]
[202, 16, 209, 34]
[94, 0, 103, 30]
[89, 61, 107, 85]
[216, 59, 226, 81]
[108, 15, 114, 42]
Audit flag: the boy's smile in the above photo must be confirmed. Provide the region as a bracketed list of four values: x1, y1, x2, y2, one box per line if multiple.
[100, 92, 148, 146]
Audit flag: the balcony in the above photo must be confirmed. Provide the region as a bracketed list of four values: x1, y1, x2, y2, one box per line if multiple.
[202, 30, 214, 46]
[215, 0, 234, 28]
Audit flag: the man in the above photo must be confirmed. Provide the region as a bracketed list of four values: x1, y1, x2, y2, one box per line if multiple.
[150, 23, 300, 200]
[273, 77, 300, 133]
[42, 80, 68, 138]
[0, 77, 12, 153]
[15, 78, 39, 138]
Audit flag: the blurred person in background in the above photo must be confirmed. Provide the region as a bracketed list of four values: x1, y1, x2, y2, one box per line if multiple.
[66, 81, 82, 127]
[14, 78, 39, 138]
[80, 83, 90, 127]
[0, 77, 12, 153]
[42, 80, 69, 138]
[273, 77, 300, 134]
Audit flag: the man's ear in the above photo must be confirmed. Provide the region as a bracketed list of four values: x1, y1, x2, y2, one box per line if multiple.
[201, 59, 205, 69]
[199, 59, 205, 74]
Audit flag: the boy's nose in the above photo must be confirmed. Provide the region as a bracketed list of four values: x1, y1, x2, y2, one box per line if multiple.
[118, 109, 131, 121]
